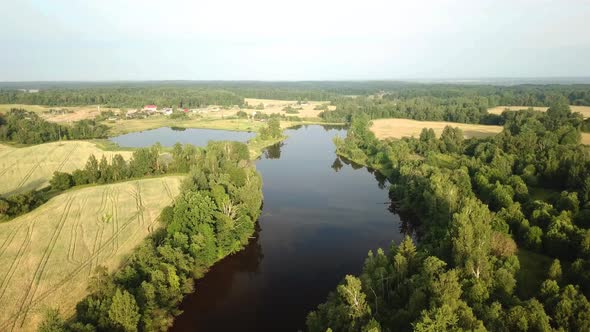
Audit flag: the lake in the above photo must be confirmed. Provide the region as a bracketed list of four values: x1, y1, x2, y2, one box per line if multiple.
[165, 125, 407, 331]
[109, 127, 256, 147]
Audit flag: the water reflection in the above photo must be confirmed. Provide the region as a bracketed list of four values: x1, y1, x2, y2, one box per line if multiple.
[110, 127, 256, 147]
[172, 224, 264, 330]
[263, 142, 283, 159]
[171, 125, 405, 332]
[330, 157, 344, 172]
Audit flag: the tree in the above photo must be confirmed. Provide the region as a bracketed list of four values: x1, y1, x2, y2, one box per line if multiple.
[440, 126, 464, 153]
[451, 198, 493, 279]
[85, 154, 100, 183]
[108, 289, 140, 332]
[548, 259, 563, 281]
[337, 275, 370, 321]
[50, 171, 73, 191]
[38, 308, 66, 332]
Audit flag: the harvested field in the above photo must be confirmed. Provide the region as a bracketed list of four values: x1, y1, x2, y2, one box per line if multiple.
[0, 141, 132, 196]
[0, 176, 183, 331]
[0, 104, 127, 123]
[243, 98, 334, 118]
[370, 118, 503, 140]
[487, 105, 590, 118]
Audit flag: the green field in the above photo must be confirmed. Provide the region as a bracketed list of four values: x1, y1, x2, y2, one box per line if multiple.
[0, 176, 183, 331]
[103, 115, 330, 136]
[0, 141, 132, 196]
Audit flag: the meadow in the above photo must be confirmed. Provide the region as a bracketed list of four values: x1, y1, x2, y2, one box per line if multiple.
[243, 98, 334, 118]
[487, 105, 590, 118]
[0, 141, 132, 196]
[0, 176, 183, 331]
[0, 104, 125, 123]
[370, 118, 503, 140]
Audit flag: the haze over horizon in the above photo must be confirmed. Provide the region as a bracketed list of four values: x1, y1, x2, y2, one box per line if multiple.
[3, 0, 590, 81]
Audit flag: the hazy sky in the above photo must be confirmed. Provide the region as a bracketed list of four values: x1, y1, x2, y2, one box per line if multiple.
[2, 0, 589, 81]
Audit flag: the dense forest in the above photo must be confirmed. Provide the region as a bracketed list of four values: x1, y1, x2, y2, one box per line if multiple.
[308, 98, 590, 331]
[0, 109, 108, 144]
[39, 141, 263, 331]
[320, 85, 590, 124]
[0, 87, 243, 108]
[1, 82, 590, 110]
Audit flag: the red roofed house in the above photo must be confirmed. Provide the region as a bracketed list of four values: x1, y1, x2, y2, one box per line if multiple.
[143, 104, 157, 113]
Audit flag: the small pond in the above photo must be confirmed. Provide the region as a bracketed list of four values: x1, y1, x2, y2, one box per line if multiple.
[109, 127, 256, 147]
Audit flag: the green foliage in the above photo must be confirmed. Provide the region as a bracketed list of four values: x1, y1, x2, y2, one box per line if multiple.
[63, 140, 263, 331]
[312, 105, 590, 331]
[38, 309, 66, 332]
[49, 171, 73, 191]
[0, 109, 109, 144]
[258, 117, 282, 140]
[108, 289, 140, 332]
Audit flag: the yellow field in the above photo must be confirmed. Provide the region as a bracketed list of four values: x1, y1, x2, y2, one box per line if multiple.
[243, 98, 334, 118]
[0, 104, 127, 123]
[0, 141, 132, 196]
[370, 118, 503, 140]
[105, 116, 267, 136]
[0, 176, 183, 331]
[487, 105, 590, 118]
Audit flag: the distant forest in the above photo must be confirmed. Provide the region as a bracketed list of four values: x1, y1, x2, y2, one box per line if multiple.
[1, 82, 589, 110]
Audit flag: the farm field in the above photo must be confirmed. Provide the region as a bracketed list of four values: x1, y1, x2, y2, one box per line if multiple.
[104, 114, 330, 136]
[243, 98, 334, 118]
[487, 105, 590, 118]
[370, 118, 503, 140]
[0, 141, 132, 196]
[0, 176, 183, 331]
[104, 116, 266, 136]
[0, 104, 126, 123]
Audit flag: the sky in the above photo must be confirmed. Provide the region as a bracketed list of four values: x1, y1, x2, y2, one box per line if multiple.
[2, 0, 590, 81]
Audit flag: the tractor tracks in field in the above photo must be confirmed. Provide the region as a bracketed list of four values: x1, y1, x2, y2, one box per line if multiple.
[15, 144, 61, 190]
[88, 188, 109, 276]
[0, 195, 149, 331]
[55, 143, 80, 173]
[67, 194, 89, 265]
[11, 195, 75, 330]
[0, 224, 33, 303]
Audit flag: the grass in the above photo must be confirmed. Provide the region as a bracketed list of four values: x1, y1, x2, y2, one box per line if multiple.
[516, 249, 553, 299]
[370, 118, 503, 140]
[243, 98, 334, 118]
[248, 135, 287, 160]
[0, 141, 132, 196]
[0, 104, 126, 123]
[0, 176, 184, 331]
[104, 116, 267, 136]
[487, 105, 590, 119]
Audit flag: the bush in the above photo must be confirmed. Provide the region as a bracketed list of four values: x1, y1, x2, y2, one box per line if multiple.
[50, 172, 74, 191]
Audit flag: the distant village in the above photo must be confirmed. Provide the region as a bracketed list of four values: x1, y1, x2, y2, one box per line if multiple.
[124, 104, 239, 119]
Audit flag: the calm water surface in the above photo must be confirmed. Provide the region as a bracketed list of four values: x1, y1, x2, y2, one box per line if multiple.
[110, 127, 255, 147]
[169, 125, 406, 331]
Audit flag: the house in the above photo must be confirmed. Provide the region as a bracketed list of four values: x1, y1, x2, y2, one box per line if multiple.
[162, 108, 173, 116]
[143, 105, 157, 113]
[183, 108, 189, 113]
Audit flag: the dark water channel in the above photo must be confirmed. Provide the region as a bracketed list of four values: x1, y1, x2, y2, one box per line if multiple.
[165, 125, 406, 331]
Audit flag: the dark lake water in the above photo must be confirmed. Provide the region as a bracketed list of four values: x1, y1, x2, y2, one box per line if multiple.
[168, 125, 406, 331]
[110, 127, 256, 147]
